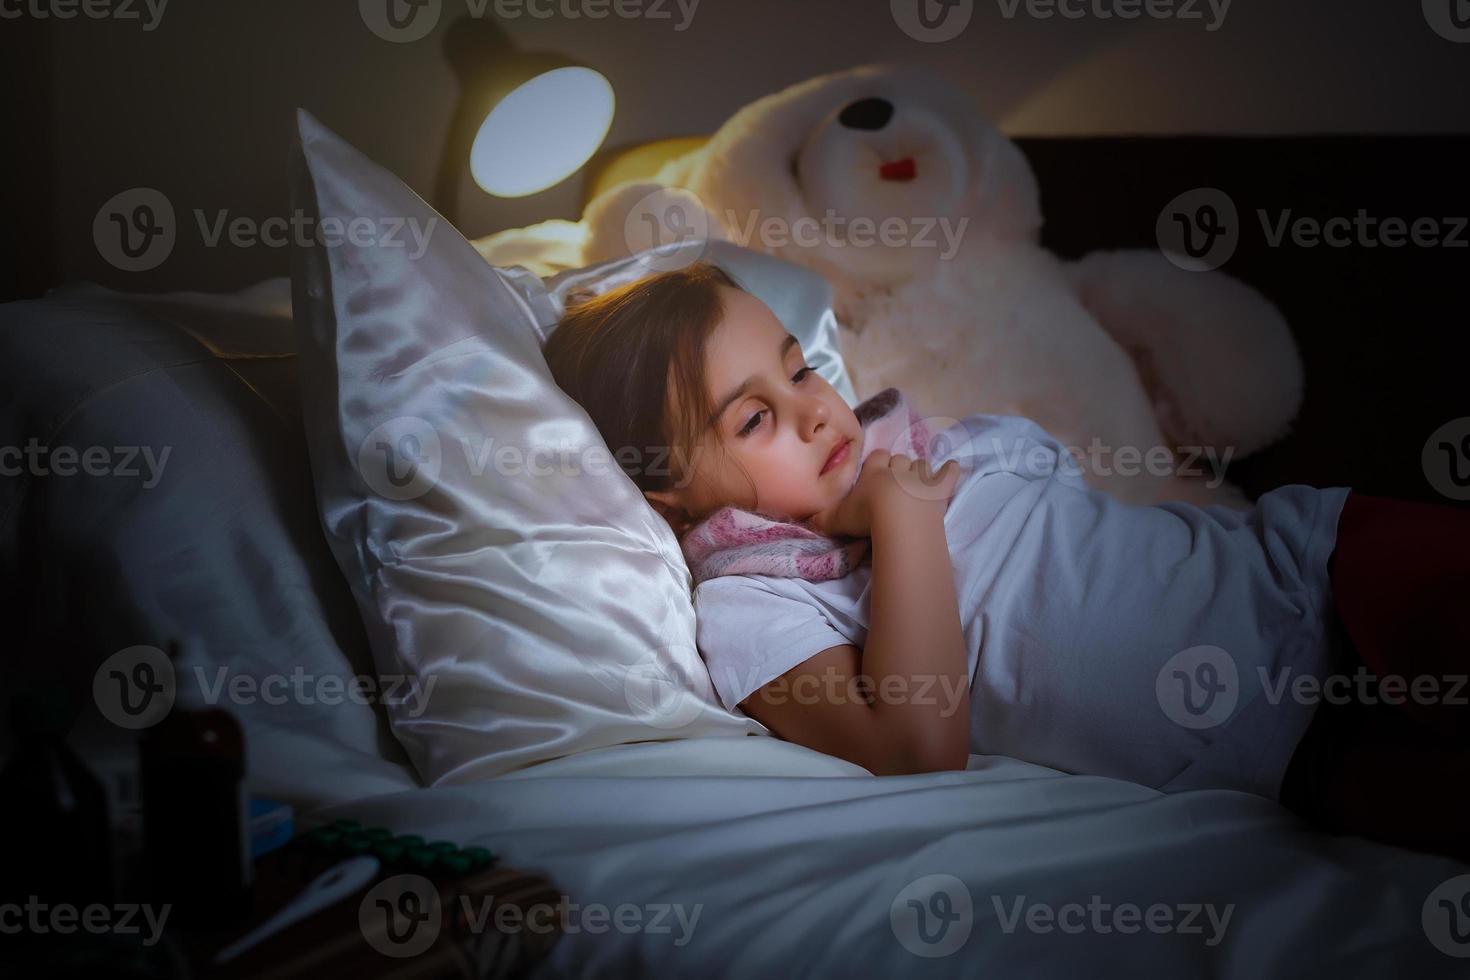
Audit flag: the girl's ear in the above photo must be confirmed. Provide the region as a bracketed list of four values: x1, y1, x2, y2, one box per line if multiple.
[645, 488, 696, 537]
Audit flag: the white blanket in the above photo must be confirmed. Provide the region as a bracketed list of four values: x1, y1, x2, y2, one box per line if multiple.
[157, 272, 1461, 977]
[304, 737, 1470, 978]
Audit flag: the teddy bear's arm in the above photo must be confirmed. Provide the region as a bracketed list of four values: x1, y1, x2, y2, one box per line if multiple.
[1064, 248, 1303, 459]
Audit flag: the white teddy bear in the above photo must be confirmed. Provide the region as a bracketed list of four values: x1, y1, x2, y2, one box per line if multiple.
[481, 64, 1304, 508]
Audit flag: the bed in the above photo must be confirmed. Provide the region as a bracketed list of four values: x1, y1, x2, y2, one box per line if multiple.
[4, 119, 1469, 978]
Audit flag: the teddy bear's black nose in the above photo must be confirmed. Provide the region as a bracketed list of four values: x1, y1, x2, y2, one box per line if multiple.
[838, 97, 894, 131]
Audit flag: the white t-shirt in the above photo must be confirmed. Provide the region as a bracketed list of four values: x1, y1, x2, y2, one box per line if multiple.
[692, 413, 1351, 800]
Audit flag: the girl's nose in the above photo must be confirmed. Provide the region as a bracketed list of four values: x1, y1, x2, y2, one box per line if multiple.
[802, 394, 831, 437]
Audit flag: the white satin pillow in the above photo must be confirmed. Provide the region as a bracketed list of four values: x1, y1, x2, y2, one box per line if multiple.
[288, 110, 766, 785]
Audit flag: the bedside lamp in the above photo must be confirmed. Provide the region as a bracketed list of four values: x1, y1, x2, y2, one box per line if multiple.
[434, 16, 614, 223]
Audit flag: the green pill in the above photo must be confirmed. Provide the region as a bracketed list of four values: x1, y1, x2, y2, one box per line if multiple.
[462, 847, 494, 870]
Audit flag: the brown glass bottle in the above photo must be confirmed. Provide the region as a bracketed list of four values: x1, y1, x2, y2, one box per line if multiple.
[139, 638, 251, 931]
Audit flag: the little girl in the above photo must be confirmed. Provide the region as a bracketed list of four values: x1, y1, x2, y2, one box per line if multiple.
[545, 261, 1470, 863]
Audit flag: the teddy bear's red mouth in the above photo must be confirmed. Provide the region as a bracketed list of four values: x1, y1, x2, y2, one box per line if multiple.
[878, 157, 917, 182]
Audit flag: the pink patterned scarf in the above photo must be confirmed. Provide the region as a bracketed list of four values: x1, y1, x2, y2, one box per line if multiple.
[679, 387, 936, 586]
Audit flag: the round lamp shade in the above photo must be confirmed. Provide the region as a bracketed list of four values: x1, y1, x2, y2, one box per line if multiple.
[469, 66, 615, 198]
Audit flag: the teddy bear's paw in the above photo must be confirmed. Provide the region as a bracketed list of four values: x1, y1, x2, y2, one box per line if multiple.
[1066, 249, 1302, 459]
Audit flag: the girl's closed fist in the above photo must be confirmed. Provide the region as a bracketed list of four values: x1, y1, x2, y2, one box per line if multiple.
[807, 451, 962, 539]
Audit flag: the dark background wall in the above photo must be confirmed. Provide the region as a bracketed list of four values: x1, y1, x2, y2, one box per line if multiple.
[2, 0, 1468, 299]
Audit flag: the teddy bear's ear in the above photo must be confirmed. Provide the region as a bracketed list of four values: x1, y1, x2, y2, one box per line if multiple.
[582, 181, 727, 264]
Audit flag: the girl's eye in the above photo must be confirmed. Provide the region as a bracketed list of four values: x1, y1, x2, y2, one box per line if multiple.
[737, 410, 767, 438]
[735, 368, 813, 437]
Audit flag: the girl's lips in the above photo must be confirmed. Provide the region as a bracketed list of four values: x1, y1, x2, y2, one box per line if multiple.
[821, 437, 852, 475]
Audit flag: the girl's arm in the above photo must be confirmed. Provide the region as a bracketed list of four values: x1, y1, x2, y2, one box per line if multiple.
[739, 457, 971, 775]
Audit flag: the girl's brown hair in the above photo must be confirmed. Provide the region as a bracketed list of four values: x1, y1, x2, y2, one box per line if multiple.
[544, 261, 744, 494]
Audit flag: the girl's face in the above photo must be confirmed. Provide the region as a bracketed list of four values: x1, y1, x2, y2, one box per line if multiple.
[645, 286, 863, 535]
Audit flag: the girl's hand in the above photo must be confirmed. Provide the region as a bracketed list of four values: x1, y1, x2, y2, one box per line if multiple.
[807, 450, 961, 538]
